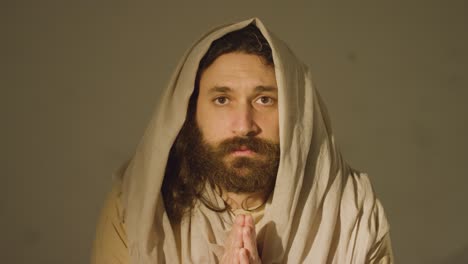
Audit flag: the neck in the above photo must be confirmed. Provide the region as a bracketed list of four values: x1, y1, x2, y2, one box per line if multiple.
[221, 190, 267, 210]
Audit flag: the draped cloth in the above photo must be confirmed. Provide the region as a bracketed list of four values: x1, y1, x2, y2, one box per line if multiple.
[93, 17, 393, 263]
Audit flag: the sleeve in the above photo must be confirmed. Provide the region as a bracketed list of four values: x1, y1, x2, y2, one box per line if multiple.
[91, 181, 130, 264]
[367, 232, 394, 264]
[367, 199, 395, 264]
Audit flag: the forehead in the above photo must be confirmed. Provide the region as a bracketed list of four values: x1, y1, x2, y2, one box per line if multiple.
[198, 52, 277, 93]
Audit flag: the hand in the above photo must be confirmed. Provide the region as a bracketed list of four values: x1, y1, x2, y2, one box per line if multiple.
[221, 214, 261, 264]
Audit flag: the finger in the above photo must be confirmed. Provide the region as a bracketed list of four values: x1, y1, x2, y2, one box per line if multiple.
[226, 214, 245, 249]
[233, 247, 241, 264]
[243, 225, 260, 261]
[244, 214, 254, 228]
[235, 214, 245, 226]
[221, 247, 240, 264]
[243, 215, 257, 250]
[233, 216, 245, 248]
[239, 248, 250, 264]
[242, 225, 257, 251]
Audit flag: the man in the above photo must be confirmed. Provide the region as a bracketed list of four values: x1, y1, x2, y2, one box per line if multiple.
[92, 18, 393, 263]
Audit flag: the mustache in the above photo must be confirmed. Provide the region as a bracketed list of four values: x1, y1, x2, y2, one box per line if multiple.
[213, 137, 280, 155]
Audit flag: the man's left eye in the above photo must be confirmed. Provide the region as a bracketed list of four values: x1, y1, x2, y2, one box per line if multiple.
[256, 96, 275, 105]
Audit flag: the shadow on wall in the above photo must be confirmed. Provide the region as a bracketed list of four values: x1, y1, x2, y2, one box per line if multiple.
[436, 246, 468, 264]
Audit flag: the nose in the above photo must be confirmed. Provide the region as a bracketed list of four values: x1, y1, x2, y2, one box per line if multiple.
[232, 103, 260, 137]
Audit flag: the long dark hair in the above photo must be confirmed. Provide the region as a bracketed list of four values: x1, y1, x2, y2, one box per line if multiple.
[161, 24, 274, 224]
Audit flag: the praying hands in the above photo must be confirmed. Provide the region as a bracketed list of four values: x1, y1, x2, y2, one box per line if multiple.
[221, 214, 262, 264]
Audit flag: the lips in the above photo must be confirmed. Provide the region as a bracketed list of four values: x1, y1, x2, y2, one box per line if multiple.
[231, 145, 255, 156]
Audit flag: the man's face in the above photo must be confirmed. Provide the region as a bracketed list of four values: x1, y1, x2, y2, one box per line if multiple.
[195, 52, 279, 192]
[197, 52, 279, 146]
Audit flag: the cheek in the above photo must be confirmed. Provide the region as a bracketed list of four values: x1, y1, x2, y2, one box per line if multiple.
[258, 111, 280, 142]
[268, 120, 280, 142]
[196, 107, 230, 142]
[272, 119, 280, 140]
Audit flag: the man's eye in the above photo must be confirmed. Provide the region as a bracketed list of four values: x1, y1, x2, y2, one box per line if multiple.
[256, 96, 275, 105]
[214, 96, 230, 105]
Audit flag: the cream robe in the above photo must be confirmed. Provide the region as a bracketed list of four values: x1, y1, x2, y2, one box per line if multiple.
[92, 17, 394, 263]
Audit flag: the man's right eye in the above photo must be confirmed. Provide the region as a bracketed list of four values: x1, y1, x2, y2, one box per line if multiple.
[213, 96, 230, 105]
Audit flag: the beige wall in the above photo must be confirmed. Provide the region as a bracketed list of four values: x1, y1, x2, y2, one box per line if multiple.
[3, 1, 467, 263]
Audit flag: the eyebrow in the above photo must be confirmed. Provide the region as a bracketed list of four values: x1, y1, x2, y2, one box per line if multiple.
[208, 85, 278, 94]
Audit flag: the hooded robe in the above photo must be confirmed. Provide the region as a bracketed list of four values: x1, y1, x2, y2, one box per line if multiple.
[92, 17, 394, 264]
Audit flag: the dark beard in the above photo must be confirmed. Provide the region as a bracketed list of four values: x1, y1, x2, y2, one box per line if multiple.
[187, 124, 280, 194]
